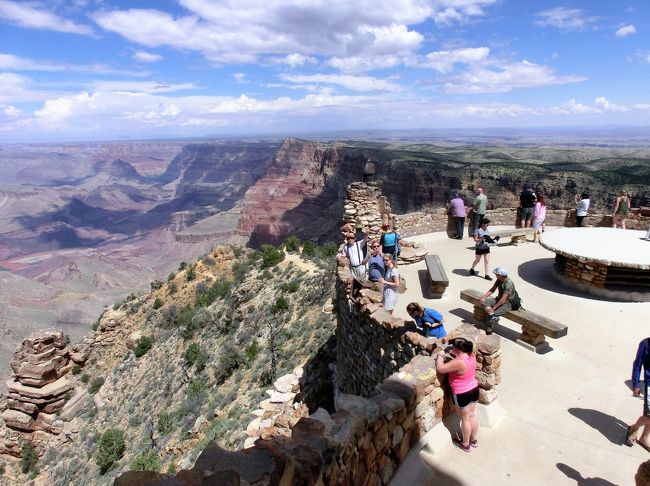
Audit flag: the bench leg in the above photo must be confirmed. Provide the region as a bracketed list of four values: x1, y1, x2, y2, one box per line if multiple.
[511, 235, 527, 245]
[516, 325, 550, 353]
[473, 305, 489, 328]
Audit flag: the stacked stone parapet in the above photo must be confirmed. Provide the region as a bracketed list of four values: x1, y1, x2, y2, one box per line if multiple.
[396, 207, 650, 238]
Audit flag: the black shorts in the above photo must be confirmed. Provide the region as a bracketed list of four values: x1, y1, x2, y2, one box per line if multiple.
[475, 247, 490, 256]
[453, 386, 480, 408]
[645, 382, 650, 417]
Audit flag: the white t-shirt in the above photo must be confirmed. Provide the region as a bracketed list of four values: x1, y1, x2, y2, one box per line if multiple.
[343, 241, 364, 267]
[576, 199, 590, 217]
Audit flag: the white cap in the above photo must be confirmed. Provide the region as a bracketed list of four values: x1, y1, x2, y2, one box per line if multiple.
[493, 267, 508, 276]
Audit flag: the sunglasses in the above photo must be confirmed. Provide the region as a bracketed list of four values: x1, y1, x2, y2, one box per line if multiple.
[372, 245, 380, 248]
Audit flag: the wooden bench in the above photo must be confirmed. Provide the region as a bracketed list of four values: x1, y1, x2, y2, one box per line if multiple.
[490, 228, 536, 245]
[460, 289, 568, 353]
[424, 255, 449, 297]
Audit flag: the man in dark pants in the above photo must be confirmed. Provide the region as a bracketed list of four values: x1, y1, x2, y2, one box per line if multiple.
[479, 267, 517, 335]
[627, 337, 650, 449]
[363, 240, 385, 292]
[447, 192, 467, 240]
[519, 185, 537, 228]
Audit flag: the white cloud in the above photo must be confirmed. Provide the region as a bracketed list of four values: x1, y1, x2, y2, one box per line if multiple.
[0, 0, 93, 35]
[534, 7, 596, 30]
[442, 60, 587, 93]
[91, 81, 197, 94]
[0, 53, 149, 76]
[273, 54, 318, 68]
[419, 47, 490, 73]
[615, 25, 636, 38]
[92, 1, 495, 66]
[233, 73, 248, 83]
[132, 51, 163, 63]
[279, 73, 401, 92]
[327, 55, 403, 73]
[2, 105, 22, 117]
[594, 96, 627, 112]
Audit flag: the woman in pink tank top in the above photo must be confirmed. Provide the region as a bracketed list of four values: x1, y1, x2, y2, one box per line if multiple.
[436, 337, 480, 452]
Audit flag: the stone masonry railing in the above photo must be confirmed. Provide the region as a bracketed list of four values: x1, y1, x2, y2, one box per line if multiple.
[396, 207, 650, 238]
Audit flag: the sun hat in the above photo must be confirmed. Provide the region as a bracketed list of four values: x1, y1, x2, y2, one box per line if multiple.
[493, 267, 508, 276]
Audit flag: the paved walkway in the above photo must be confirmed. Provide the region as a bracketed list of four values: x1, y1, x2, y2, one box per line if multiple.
[389, 227, 649, 486]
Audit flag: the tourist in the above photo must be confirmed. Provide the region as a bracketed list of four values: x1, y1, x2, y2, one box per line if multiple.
[380, 254, 399, 315]
[645, 226, 650, 241]
[363, 240, 385, 292]
[354, 223, 368, 257]
[337, 232, 367, 280]
[436, 337, 479, 452]
[447, 192, 467, 240]
[627, 337, 650, 449]
[479, 267, 519, 335]
[574, 192, 590, 227]
[519, 185, 537, 228]
[612, 191, 630, 229]
[472, 187, 488, 235]
[532, 194, 547, 243]
[406, 302, 447, 338]
[380, 223, 400, 261]
[470, 218, 499, 279]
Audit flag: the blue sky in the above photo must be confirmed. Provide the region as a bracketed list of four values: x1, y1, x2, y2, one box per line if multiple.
[0, 0, 649, 142]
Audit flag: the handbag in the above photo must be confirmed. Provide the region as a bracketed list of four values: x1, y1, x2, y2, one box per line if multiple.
[475, 239, 489, 251]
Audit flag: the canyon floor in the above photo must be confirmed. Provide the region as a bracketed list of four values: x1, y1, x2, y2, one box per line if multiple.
[388, 227, 649, 486]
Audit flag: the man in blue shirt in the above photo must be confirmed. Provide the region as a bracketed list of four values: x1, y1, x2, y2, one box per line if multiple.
[364, 241, 385, 291]
[626, 337, 650, 448]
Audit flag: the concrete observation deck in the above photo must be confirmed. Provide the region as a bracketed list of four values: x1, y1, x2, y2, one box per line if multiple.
[540, 227, 650, 302]
[387, 226, 649, 486]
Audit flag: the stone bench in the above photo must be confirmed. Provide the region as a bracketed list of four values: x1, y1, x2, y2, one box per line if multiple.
[490, 228, 536, 245]
[424, 255, 449, 297]
[459, 289, 568, 353]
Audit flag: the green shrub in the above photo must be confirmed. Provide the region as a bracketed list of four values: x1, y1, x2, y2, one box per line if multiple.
[184, 343, 209, 370]
[167, 272, 176, 282]
[271, 296, 289, 314]
[178, 262, 187, 271]
[150, 280, 163, 290]
[71, 364, 81, 375]
[232, 261, 250, 282]
[186, 265, 196, 282]
[195, 280, 231, 307]
[130, 450, 160, 472]
[167, 462, 177, 475]
[80, 373, 90, 384]
[214, 344, 244, 385]
[92, 319, 100, 331]
[157, 413, 174, 435]
[20, 442, 38, 475]
[153, 297, 164, 310]
[168, 282, 177, 294]
[318, 242, 338, 258]
[201, 254, 216, 266]
[89, 377, 105, 394]
[259, 244, 284, 268]
[281, 280, 300, 293]
[134, 336, 154, 358]
[301, 241, 316, 257]
[187, 376, 207, 400]
[96, 428, 125, 475]
[112, 302, 120, 311]
[284, 236, 301, 253]
[0, 461, 4, 475]
[245, 340, 260, 361]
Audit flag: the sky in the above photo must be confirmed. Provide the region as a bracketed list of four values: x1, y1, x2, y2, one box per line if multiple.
[0, 0, 649, 142]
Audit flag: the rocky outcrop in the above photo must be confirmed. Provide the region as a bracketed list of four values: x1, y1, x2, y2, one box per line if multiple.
[0, 330, 90, 456]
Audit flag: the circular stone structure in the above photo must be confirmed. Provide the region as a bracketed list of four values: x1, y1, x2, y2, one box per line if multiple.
[540, 227, 650, 302]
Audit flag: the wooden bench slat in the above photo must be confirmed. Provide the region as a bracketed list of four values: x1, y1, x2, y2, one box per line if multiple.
[460, 288, 568, 339]
[425, 255, 449, 284]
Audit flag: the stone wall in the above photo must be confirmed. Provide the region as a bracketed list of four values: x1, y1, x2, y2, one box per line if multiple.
[396, 207, 650, 238]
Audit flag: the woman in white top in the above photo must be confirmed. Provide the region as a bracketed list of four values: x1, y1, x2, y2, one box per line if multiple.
[380, 254, 400, 314]
[574, 192, 590, 227]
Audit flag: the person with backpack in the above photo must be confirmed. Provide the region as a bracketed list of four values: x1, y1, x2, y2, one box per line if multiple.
[470, 218, 500, 279]
[478, 267, 521, 335]
[519, 185, 537, 228]
[380, 223, 400, 260]
[612, 191, 630, 229]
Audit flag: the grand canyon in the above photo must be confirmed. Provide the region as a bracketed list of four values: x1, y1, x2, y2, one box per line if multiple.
[1, 136, 649, 378]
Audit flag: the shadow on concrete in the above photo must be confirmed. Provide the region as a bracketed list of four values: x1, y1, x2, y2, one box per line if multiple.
[448, 308, 523, 344]
[568, 407, 629, 445]
[417, 269, 437, 299]
[517, 258, 612, 302]
[390, 447, 464, 486]
[556, 463, 618, 486]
